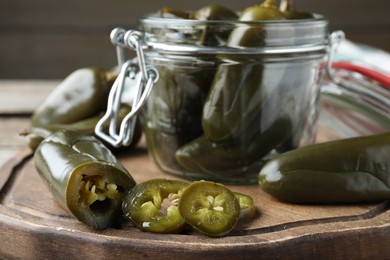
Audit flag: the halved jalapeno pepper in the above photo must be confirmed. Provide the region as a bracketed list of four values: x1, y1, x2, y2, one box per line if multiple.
[178, 181, 240, 237]
[122, 178, 190, 233]
[33, 130, 136, 229]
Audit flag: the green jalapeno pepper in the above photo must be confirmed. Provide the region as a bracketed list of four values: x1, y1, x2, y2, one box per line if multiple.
[122, 178, 189, 233]
[31, 67, 113, 127]
[222, 0, 287, 49]
[201, 0, 286, 141]
[259, 132, 390, 204]
[190, 4, 238, 46]
[190, 4, 237, 20]
[239, 0, 287, 22]
[24, 105, 142, 151]
[142, 5, 237, 174]
[178, 180, 241, 237]
[175, 116, 292, 178]
[157, 4, 237, 46]
[234, 192, 256, 221]
[28, 67, 143, 151]
[143, 64, 214, 171]
[34, 130, 136, 229]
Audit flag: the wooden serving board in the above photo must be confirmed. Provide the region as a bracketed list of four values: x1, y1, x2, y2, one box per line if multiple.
[1, 144, 390, 259]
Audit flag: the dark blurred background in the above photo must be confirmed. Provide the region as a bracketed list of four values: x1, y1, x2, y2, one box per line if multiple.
[1, 0, 389, 79]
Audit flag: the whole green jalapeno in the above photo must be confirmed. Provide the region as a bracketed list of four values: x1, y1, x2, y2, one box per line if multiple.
[175, 116, 293, 177]
[190, 4, 237, 20]
[201, 0, 286, 141]
[142, 5, 237, 174]
[31, 67, 113, 127]
[259, 132, 390, 204]
[34, 130, 136, 229]
[24, 105, 142, 151]
[190, 4, 238, 46]
[143, 64, 214, 171]
[239, 0, 287, 22]
[156, 4, 237, 46]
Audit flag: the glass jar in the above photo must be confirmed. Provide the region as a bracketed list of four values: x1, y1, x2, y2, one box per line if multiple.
[136, 14, 329, 184]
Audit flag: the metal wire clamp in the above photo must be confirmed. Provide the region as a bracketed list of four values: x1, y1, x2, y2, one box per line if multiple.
[95, 28, 159, 147]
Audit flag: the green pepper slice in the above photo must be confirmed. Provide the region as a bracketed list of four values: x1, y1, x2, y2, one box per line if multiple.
[122, 178, 190, 233]
[178, 181, 240, 237]
[259, 132, 390, 204]
[34, 130, 136, 229]
[234, 192, 256, 221]
[31, 67, 112, 127]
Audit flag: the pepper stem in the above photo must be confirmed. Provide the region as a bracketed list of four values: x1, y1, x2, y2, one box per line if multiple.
[279, 0, 296, 11]
[262, 0, 278, 8]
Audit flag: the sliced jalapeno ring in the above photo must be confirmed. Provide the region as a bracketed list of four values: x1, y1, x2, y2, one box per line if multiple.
[178, 181, 240, 237]
[234, 192, 256, 221]
[122, 178, 190, 233]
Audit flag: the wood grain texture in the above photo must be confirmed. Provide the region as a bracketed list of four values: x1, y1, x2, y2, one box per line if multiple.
[1, 146, 390, 259]
[1, 82, 389, 258]
[0, 80, 57, 114]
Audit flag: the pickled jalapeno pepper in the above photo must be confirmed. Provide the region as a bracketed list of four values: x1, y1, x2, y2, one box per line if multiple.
[34, 130, 136, 229]
[31, 67, 113, 127]
[122, 179, 189, 234]
[143, 64, 214, 170]
[28, 67, 142, 150]
[234, 192, 256, 221]
[137, 1, 325, 183]
[239, 0, 287, 22]
[24, 105, 142, 151]
[190, 4, 238, 46]
[201, 0, 286, 141]
[259, 133, 390, 204]
[178, 181, 241, 237]
[175, 116, 293, 176]
[143, 4, 238, 175]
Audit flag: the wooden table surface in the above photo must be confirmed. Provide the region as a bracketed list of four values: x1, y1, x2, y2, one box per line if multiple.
[1, 80, 390, 259]
[0, 80, 58, 166]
